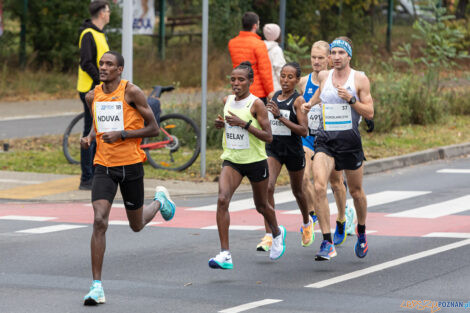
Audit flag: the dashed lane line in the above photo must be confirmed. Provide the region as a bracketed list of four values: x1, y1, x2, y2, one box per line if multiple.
[219, 299, 283, 313]
[305, 238, 470, 288]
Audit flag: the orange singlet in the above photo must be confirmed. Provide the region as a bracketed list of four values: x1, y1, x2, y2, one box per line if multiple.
[92, 79, 147, 167]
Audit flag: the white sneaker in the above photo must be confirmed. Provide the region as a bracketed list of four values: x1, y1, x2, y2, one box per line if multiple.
[208, 251, 233, 269]
[270, 225, 286, 260]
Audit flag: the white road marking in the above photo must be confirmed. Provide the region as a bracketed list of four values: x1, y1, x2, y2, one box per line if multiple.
[187, 190, 331, 212]
[423, 232, 470, 238]
[0, 179, 43, 184]
[16, 224, 87, 234]
[85, 203, 125, 208]
[108, 220, 161, 226]
[0, 112, 79, 122]
[437, 169, 470, 174]
[201, 225, 264, 231]
[305, 238, 470, 288]
[387, 195, 470, 218]
[282, 190, 430, 215]
[0, 215, 57, 221]
[219, 299, 283, 313]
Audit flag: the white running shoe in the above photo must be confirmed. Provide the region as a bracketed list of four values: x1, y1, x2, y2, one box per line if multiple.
[270, 225, 286, 260]
[208, 251, 233, 269]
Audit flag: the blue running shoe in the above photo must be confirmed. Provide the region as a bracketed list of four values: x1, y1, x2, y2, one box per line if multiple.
[154, 186, 175, 221]
[333, 220, 347, 246]
[83, 281, 105, 305]
[309, 211, 318, 225]
[355, 232, 368, 258]
[208, 251, 233, 269]
[345, 203, 355, 235]
[315, 240, 337, 261]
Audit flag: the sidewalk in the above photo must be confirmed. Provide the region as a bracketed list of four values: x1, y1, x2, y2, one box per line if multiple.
[0, 98, 470, 202]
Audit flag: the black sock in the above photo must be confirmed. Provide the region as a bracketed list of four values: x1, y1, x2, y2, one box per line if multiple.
[323, 233, 332, 243]
[357, 224, 366, 234]
[336, 220, 345, 234]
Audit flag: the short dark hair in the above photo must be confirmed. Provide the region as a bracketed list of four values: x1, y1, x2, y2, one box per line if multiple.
[103, 51, 124, 67]
[282, 62, 301, 78]
[242, 12, 259, 31]
[234, 61, 254, 80]
[89, 0, 109, 18]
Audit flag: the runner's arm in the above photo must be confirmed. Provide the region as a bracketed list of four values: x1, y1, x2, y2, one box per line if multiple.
[267, 98, 308, 137]
[337, 73, 374, 120]
[250, 99, 273, 143]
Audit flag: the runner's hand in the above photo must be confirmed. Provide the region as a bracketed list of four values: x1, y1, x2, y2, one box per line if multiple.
[226, 111, 244, 127]
[336, 86, 353, 103]
[266, 100, 280, 117]
[365, 119, 374, 133]
[302, 102, 313, 113]
[101, 131, 121, 143]
[80, 136, 92, 149]
[214, 114, 225, 129]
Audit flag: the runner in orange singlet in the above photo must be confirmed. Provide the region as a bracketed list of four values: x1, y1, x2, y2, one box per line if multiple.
[80, 51, 176, 305]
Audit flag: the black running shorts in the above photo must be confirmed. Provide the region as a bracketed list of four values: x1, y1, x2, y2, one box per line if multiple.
[314, 141, 365, 171]
[266, 149, 306, 172]
[222, 159, 269, 182]
[92, 163, 145, 210]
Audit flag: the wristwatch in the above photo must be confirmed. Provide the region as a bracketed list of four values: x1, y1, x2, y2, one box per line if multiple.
[348, 96, 356, 105]
[121, 130, 128, 140]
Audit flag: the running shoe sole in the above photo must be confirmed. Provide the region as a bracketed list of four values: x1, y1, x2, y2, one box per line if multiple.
[208, 259, 233, 270]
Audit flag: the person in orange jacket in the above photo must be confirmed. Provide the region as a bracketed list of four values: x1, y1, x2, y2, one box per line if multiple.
[228, 12, 274, 103]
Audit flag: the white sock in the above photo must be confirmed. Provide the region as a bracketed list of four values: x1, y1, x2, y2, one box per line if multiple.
[302, 221, 311, 228]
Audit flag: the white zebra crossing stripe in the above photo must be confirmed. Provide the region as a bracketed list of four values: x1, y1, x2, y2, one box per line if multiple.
[16, 224, 87, 234]
[423, 232, 470, 238]
[386, 195, 470, 219]
[187, 190, 331, 212]
[201, 225, 264, 231]
[437, 169, 470, 174]
[108, 220, 161, 226]
[0, 215, 57, 221]
[282, 190, 430, 215]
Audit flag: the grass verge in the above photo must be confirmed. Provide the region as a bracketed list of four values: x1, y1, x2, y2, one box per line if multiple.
[1, 115, 470, 185]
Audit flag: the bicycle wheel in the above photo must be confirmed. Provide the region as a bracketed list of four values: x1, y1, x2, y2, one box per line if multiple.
[62, 112, 84, 164]
[143, 113, 201, 171]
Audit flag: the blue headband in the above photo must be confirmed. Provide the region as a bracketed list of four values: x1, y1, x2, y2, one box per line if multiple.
[330, 39, 352, 57]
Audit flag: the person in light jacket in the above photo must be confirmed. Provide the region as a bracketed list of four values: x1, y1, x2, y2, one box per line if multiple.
[263, 23, 286, 92]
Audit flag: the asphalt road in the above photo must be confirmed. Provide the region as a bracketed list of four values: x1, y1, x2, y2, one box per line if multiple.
[1, 157, 470, 313]
[0, 114, 79, 140]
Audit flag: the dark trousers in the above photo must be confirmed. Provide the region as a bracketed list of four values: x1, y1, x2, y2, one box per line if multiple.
[79, 92, 96, 182]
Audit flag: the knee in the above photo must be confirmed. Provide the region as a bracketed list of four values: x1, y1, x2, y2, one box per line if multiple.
[349, 187, 364, 200]
[217, 194, 230, 210]
[330, 180, 344, 194]
[129, 223, 143, 233]
[93, 215, 108, 233]
[313, 181, 327, 199]
[255, 203, 269, 214]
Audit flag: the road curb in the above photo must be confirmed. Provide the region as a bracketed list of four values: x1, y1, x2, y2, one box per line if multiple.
[364, 142, 470, 175]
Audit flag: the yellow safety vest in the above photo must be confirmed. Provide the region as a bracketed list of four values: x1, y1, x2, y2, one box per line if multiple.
[77, 28, 110, 93]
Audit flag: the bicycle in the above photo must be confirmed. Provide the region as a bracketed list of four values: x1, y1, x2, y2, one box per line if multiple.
[62, 86, 201, 171]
